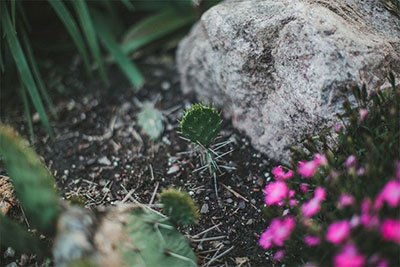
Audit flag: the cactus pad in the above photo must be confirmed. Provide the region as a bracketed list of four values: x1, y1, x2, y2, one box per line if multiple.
[121, 207, 197, 267]
[160, 188, 199, 226]
[0, 125, 59, 235]
[180, 104, 222, 147]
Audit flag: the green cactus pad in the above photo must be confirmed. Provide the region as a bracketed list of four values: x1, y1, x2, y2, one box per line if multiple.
[160, 188, 199, 226]
[180, 104, 222, 147]
[122, 208, 197, 267]
[0, 125, 59, 235]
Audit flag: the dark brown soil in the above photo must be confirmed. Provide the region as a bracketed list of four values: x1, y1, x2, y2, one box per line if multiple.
[1, 55, 276, 266]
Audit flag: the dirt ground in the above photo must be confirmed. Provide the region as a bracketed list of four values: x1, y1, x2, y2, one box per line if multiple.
[1, 55, 277, 266]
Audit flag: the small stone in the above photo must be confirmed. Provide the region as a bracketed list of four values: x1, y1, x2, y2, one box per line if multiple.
[226, 198, 233, 204]
[200, 203, 209, 214]
[98, 156, 111, 166]
[4, 247, 15, 258]
[167, 164, 180, 175]
[246, 219, 254, 225]
[6, 262, 17, 267]
[256, 177, 264, 187]
[239, 201, 246, 209]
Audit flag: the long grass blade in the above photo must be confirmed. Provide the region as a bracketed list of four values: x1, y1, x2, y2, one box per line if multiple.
[48, 0, 91, 74]
[11, 0, 16, 29]
[92, 10, 144, 90]
[21, 29, 56, 117]
[72, 0, 108, 84]
[122, 8, 195, 54]
[19, 85, 35, 143]
[1, 6, 52, 135]
[120, 0, 134, 10]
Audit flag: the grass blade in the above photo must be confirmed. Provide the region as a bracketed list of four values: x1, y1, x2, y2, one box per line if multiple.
[72, 0, 108, 84]
[122, 8, 195, 54]
[92, 10, 144, 90]
[120, 0, 134, 10]
[0, 125, 60, 236]
[1, 6, 52, 135]
[48, 0, 91, 74]
[11, 0, 16, 29]
[21, 29, 56, 117]
[19, 85, 35, 143]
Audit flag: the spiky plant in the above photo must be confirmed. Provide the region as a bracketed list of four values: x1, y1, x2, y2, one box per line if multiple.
[180, 103, 222, 148]
[160, 188, 199, 226]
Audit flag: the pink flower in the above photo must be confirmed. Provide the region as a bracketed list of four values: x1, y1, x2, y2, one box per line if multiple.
[270, 216, 296, 246]
[304, 235, 320, 246]
[302, 198, 321, 218]
[259, 216, 296, 249]
[263, 181, 289, 206]
[334, 244, 365, 267]
[380, 219, 400, 244]
[272, 166, 294, 181]
[273, 250, 285, 261]
[300, 183, 309, 193]
[315, 187, 327, 201]
[314, 154, 328, 166]
[334, 123, 343, 133]
[345, 155, 357, 168]
[298, 160, 319, 178]
[326, 220, 351, 244]
[358, 108, 369, 122]
[338, 194, 355, 209]
[361, 199, 379, 229]
[375, 180, 400, 208]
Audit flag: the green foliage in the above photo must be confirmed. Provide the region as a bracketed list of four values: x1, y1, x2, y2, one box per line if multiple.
[121, 207, 197, 267]
[160, 188, 199, 226]
[180, 104, 222, 148]
[137, 102, 164, 140]
[0, 125, 60, 235]
[1, 0, 220, 134]
[0, 214, 48, 257]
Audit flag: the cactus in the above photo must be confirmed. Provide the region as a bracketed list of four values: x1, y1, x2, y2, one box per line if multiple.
[137, 102, 164, 140]
[160, 188, 199, 226]
[120, 207, 197, 267]
[180, 103, 222, 148]
[0, 125, 60, 235]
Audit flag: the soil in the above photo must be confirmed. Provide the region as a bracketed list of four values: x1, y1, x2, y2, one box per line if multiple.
[1, 55, 277, 266]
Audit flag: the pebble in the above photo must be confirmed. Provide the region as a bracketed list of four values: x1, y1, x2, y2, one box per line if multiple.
[226, 198, 233, 204]
[239, 201, 246, 209]
[200, 203, 209, 214]
[3, 247, 15, 258]
[6, 263, 17, 267]
[246, 219, 254, 225]
[167, 164, 180, 175]
[98, 156, 111, 166]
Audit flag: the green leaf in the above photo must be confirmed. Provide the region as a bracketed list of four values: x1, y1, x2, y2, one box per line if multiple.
[0, 125, 60, 235]
[20, 29, 56, 117]
[11, 0, 16, 29]
[137, 103, 164, 140]
[1, 6, 52, 135]
[0, 214, 47, 257]
[72, 0, 108, 84]
[48, 0, 91, 74]
[122, 8, 195, 54]
[92, 10, 144, 90]
[19, 85, 35, 143]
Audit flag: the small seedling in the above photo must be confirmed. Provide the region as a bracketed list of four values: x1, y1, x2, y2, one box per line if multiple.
[136, 100, 164, 140]
[160, 188, 199, 226]
[179, 104, 235, 202]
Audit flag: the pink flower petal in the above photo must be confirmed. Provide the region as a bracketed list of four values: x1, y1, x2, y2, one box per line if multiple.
[334, 244, 365, 267]
[326, 220, 351, 244]
[263, 181, 289, 206]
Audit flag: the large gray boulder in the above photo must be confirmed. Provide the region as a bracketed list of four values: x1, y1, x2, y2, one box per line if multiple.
[177, 0, 400, 162]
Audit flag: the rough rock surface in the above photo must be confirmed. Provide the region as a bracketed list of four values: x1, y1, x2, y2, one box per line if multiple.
[177, 0, 400, 162]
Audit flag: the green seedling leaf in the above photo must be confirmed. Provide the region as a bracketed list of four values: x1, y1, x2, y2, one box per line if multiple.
[92, 10, 144, 90]
[49, 0, 91, 74]
[137, 103, 164, 140]
[0, 125, 59, 235]
[1, 6, 52, 135]
[122, 207, 197, 267]
[160, 188, 199, 226]
[180, 103, 222, 147]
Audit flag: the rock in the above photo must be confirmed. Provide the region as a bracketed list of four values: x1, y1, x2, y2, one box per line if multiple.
[177, 0, 400, 162]
[98, 156, 111, 166]
[200, 203, 209, 214]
